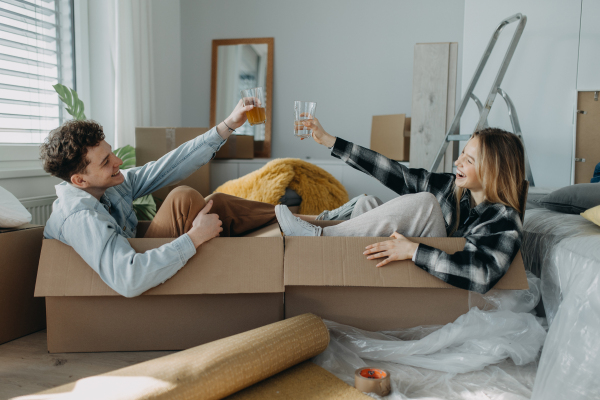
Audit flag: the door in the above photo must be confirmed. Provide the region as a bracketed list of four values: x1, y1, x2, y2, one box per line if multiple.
[575, 91, 600, 183]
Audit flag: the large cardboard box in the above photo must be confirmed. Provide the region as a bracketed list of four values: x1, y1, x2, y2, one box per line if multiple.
[214, 134, 254, 159]
[34, 218, 528, 352]
[0, 224, 46, 344]
[35, 234, 284, 353]
[370, 114, 411, 162]
[135, 127, 211, 201]
[284, 234, 528, 331]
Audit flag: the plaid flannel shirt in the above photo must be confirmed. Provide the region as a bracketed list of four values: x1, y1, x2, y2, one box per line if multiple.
[331, 137, 523, 294]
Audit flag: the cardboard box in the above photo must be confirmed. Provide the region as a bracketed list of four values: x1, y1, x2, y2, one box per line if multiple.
[35, 233, 284, 353]
[135, 127, 211, 201]
[284, 233, 528, 331]
[370, 114, 411, 161]
[215, 134, 254, 159]
[34, 218, 527, 352]
[0, 224, 46, 344]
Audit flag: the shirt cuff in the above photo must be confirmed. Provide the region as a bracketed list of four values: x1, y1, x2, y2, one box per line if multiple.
[331, 137, 350, 158]
[205, 126, 227, 151]
[413, 243, 442, 275]
[412, 244, 419, 262]
[173, 233, 197, 264]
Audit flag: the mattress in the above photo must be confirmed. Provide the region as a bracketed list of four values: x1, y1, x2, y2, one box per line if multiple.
[522, 209, 600, 399]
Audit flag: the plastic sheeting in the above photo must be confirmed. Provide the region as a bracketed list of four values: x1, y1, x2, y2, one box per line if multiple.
[313, 208, 600, 399]
[313, 273, 546, 400]
[522, 209, 600, 400]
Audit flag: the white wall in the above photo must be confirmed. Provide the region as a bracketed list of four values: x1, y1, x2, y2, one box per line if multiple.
[87, 0, 116, 146]
[180, 0, 465, 160]
[151, 0, 182, 127]
[578, 0, 600, 91]
[461, 0, 581, 188]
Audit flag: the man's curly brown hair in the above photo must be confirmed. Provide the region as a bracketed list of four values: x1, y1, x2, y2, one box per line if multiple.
[40, 120, 105, 182]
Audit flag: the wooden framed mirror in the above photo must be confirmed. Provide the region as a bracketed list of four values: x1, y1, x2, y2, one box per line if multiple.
[210, 38, 274, 158]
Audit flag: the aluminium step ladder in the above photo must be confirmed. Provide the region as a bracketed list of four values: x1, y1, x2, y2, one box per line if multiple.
[430, 13, 535, 186]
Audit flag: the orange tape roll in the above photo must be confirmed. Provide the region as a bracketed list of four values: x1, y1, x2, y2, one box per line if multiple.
[354, 367, 391, 396]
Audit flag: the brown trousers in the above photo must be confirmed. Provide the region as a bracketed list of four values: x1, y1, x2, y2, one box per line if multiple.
[143, 186, 277, 238]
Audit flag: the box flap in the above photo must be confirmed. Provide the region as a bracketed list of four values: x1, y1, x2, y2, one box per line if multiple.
[284, 237, 527, 290]
[242, 223, 282, 237]
[0, 224, 43, 234]
[35, 237, 284, 297]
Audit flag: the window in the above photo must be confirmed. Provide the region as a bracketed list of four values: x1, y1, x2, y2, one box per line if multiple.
[0, 0, 74, 144]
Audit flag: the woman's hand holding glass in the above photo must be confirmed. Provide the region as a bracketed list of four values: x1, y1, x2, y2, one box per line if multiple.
[363, 232, 419, 267]
[300, 117, 336, 148]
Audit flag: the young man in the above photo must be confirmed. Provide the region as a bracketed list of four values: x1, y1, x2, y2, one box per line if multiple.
[41, 101, 276, 297]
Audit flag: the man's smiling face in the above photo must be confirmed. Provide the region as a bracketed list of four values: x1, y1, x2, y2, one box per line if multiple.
[71, 140, 124, 193]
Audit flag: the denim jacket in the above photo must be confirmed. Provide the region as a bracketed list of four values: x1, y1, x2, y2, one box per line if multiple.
[44, 128, 225, 297]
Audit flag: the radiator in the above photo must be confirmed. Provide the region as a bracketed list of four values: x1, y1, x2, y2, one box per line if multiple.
[20, 195, 56, 226]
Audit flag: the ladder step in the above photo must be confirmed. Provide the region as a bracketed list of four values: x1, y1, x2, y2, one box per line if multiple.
[446, 135, 472, 141]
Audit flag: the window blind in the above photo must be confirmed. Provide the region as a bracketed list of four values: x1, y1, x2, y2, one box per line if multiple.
[0, 0, 73, 144]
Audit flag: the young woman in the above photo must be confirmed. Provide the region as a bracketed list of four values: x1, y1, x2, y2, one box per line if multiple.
[275, 118, 526, 294]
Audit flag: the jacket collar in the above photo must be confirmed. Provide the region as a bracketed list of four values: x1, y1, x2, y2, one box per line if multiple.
[55, 182, 111, 211]
[460, 190, 495, 217]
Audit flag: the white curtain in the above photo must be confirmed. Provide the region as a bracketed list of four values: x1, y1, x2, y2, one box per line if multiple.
[112, 0, 155, 148]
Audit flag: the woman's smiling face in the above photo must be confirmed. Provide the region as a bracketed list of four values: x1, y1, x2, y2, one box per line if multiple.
[454, 137, 483, 192]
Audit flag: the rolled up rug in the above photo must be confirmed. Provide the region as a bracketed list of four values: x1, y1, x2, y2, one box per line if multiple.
[19, 314, 331, 400]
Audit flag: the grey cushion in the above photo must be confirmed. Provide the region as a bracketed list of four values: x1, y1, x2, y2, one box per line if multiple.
[525, 187, 554, 211]
[279, 188, 302, 207]
[534, 183, 600, 214]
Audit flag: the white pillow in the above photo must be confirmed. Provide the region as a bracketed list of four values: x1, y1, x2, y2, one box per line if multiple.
[0, 186, 32, 228]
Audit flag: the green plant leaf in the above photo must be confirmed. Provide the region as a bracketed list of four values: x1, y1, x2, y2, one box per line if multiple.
[53, 84, 87, 120]
[133, 194, 157, 220]
[71, 89, 86, 120]
[77, 96, 86, 119]
[134, 194, 156, 208]
[71, 90, 80, 117]
[114, 145, 136, 170]
[53, 83, 66, 98]
[53, 84, 69, 107]
[64, 88, 72, 108]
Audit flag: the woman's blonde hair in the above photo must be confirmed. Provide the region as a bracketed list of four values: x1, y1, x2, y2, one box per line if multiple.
[451, 128, 526, 234]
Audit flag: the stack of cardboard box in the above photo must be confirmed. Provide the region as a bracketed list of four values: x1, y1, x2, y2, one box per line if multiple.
[370, 114, 411, 162]
[1, 224, 46, 345]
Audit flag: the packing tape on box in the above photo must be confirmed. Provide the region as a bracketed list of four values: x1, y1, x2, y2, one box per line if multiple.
[166, 128, 176, 151]
[354, 368, 392, 396]
[26, 314, 330, 400]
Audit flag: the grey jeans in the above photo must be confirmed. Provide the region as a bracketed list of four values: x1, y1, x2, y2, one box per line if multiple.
[323, 193, 447, 237]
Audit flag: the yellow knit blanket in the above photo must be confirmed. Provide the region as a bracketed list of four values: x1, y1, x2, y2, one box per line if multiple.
[214, 158, 349, 215]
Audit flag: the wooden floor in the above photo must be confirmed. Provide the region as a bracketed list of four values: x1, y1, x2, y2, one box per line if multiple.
[0, 330, 174, 399]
